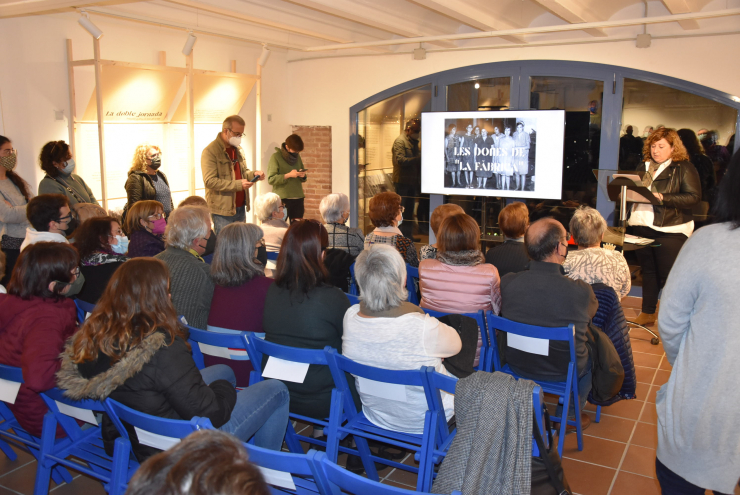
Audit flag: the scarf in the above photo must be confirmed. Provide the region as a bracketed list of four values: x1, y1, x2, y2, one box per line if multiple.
[81, 251, 128, 267]
[643, 158, 671, 190]
[374, 225, 403, 236]
[280, 143, 299, 165]
[437, 249, 485, 266]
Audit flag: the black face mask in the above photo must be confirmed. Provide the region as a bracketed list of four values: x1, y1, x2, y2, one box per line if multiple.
[204, 229, 217, 257]
[255, 244, 268, 267]
[64, 217, 79, 237]
[150, 157, 162, 170]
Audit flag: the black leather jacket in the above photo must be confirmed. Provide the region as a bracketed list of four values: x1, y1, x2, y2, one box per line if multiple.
[648, 160, 701, 227]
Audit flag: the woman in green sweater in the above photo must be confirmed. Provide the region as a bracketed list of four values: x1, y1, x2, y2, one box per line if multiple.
[37, 141, 98, 206]
[267, 134, 307, 222]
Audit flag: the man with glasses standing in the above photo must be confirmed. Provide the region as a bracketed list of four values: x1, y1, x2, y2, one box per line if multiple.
[202, 115, 265, 234]
[498, 217, 598, 431]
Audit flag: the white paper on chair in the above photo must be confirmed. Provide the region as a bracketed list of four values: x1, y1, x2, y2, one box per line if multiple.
[356, 377, 408, 403]
[262, 357, 309, 383]
[85, 312, 92, 320]
[56, 401, 97, 425]
[134, 427, 181, 450]
[507, 334, 549, 356]
[0, 378, 21, 404]
[259, 467, 296, 490]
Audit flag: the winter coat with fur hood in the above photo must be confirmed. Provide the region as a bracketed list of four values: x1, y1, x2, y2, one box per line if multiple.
[57, 330, 236, 461]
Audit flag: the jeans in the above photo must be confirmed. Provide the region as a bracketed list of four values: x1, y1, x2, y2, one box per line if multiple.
[655, 457, 731, 495]
[200, 365, 289, 450]
[555, 368, 592, 420]
[211, 205, 246, 235]
[630, 226, 687, 314]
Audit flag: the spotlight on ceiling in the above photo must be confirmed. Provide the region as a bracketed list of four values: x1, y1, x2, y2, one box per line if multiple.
[182, 32, 197, 56]
[258, 45, 272, 67]
[78, 11, 103, 40]
[474, 82, 480, 89]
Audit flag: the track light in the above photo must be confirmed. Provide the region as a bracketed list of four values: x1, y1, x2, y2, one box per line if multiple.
[78, 11, 103, 39]
[182, 32, 197, 56]
[258, 45, 271, 67]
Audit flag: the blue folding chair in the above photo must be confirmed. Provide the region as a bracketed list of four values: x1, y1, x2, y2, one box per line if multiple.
[485, 312, 595, 456]
[406, 264, 420, 305]
[0, 365, 72, 487]
[37, 389, 135, 495]
[347, 263, 359, 296]
[186, 326, 252, 371]
[242, 443, 328, 495]
[103, 398, 213, 461]
[74, 299, 96, 324]
[324, 351, 451, 492]
[246, 338, 351, 457]
[267, 251, 280, 261]
[421, 308, 488, 371]
[344, 293, 360, 306]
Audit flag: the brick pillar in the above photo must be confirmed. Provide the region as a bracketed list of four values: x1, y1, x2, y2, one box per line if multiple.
[292, 125, 332, 221]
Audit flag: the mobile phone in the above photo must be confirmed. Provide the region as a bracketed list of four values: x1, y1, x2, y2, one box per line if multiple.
[249, 174, 260, 182]
[298, 169, 308, 173]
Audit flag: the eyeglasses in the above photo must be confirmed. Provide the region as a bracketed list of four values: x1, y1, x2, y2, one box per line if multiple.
[57, 214, 72, 223]
[147, 153, 161, 160]
[0, 148, 16, 157]
[278, 204, 286, 210]
[108, 229, 123, 238]
[71, 267, 80, 278]
[227, 128, 244, 138]
[148, 213, 165, 220]
[564, 232, 571, 242]
[399, 206, 405, 214]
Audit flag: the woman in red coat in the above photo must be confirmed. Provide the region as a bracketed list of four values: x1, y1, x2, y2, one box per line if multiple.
[0, 242, 79, 437]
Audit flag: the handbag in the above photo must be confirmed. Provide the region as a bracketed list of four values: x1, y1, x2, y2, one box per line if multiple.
[531, 408, 572, 495]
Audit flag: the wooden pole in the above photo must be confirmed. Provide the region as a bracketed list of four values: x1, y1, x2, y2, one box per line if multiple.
[254, 62, 262, 224]
[230, 60, 236, 73]
[158, 51, 166, 66]
[186, 51, 195, 195]
[93, 37, 107, 209]
[66, 39, 77, 157]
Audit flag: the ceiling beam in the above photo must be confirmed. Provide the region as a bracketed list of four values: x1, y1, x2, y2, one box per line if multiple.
[408, 0, 526, 44]
[0, 0, 138, 18]
[660, 0, 700, 29]
[279, 0, 457, 48]
[530, 0, 608, 37]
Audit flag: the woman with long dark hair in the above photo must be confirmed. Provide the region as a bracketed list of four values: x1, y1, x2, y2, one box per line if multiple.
[0, 135, 34, 284]
[0, 242, 79, 437]
[57, 258, 289, 462]
[73, 216, 128, 304]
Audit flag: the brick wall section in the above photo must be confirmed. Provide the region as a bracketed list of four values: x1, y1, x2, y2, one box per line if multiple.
[292, 125, 332, 221]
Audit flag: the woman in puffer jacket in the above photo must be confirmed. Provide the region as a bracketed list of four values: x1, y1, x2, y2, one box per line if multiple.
[56, 258, 289, 462]
[419, 213, 502, 368]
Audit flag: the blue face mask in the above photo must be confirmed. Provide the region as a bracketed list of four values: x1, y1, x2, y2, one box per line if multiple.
[61, 159, 76, 175]
[111, 235, 129, 255]
[282, 207, 288, 222]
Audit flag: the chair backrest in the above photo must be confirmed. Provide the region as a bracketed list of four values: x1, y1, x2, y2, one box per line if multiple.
[266, 251, 279, 261]
[0, 365, 23, 428]
[421, 308, 488, 370]
[247, 337, 329, 387]
[243, 443, 327, 494]
[344, 293, 360, 306]
[421, 368, 457, 445]
[348, 263, 359, 296]
[406, 264, 419, 305]
[41, 388, 106, 426]
[104, 398, 213, 454]
[74, 299, 96, 323]
[485, 312, 576, 372]
[186, 326, 252, 370]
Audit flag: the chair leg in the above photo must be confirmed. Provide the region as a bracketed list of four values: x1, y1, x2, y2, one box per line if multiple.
[283, 421, 304, 454]
[557, 394, 568, 457]
[34, 414, 58, 495]
[417, 412, 437, 493]
[325, 390, 343, 462]
[595, 405, 601, 423]
[572, 385, 584, 452]
[355, 436, 379, 481]
[109, 437, 132, 495]
[0, 438, 17, 461]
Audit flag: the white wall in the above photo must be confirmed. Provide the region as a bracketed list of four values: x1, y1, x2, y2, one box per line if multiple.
[286, 34, 740, 197]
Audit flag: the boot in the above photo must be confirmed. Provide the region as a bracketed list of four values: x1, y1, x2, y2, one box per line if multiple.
[633, 312, 656, 326]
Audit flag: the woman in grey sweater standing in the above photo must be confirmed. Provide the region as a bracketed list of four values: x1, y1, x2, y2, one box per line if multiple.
[0, 136, 33, 284]
[655, 150, 740, 495]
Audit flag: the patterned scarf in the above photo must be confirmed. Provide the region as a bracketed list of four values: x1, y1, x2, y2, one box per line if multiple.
[437, 249, 485, 266]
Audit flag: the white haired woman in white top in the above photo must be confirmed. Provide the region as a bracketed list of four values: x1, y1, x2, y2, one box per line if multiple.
[254, 192, 288, 252]
[319, 193, 364, 257]
[563, 206, 631, 300]
[342, 244, 461, 434]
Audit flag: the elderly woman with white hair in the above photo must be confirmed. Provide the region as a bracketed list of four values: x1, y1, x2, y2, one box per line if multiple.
[563, 206, 631, 300]
[254, 192, 288, 252]
[319, 193, 364, 257]
[154, 205, 214, 329]
[342, 245, 461, 434]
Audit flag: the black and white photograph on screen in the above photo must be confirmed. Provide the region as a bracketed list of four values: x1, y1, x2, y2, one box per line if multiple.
[443, 117, 537, 192]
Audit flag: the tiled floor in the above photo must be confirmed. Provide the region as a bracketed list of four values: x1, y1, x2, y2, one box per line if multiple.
[0, 295, 736, 494]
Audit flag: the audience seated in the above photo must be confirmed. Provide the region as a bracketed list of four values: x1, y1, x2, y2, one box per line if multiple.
[320, 193, 364, 257]
[125, 430, 269, 495]
[364, 191, 419, 267]
[254, 192, 288, 253]
[20, 194, 71, 251]
[57, 258, 289, 462]
[0, 242, 79, 437]
[499, 218, 597, 429]
[653, 151, 740, 495]
[154, 206, 214, 330]
[419, 203, 464, 261]
[262, 220, 356, 419]
[419, 213, 501, 368]
[343, 245, 460, 434]
[73, 216, 128, 304]
[563, 206, 631, 300]
[484, 202, 530, 277]
[126, 200, 166, 258]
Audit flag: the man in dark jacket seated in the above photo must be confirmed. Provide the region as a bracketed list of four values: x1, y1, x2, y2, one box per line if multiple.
[499, 217, 598, 430]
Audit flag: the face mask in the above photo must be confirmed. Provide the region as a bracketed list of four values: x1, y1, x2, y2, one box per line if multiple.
[397, 218, 403, 227]
[204, 229, 217, 256]
[0, 154, 17, 171]
[228, 135, 242, 147]
[151, 218, 167, 235]
[409, 132, 420, 140]
[112, 235, 129, 255]
[255, 244, 268, 267]
[61, 159, 75, 175]
[149, 157, 162, 170]
[62, 217, 78, 237]
[282, 208, 288, 222]
[589, 106, 597, 113]
[54, 271, 85, 297]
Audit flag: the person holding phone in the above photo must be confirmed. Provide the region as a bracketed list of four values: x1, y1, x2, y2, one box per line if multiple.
[267, 134, 307, 222]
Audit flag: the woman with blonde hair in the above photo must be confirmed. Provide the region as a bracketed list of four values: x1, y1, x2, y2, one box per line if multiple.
[628, 127, 701, 325]
[125, 200, 166, 258]
[122, 144, 173, 232]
